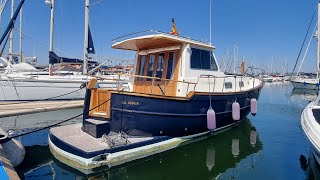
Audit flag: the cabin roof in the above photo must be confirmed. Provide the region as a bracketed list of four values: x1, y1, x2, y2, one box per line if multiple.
[112, 33, 215, 51]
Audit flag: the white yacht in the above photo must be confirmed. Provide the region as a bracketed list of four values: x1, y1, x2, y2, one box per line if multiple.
[0, 57, 127, 101]
[291, 9, 320, 90]
[0, 0, 128, 101]
[301, 94, 320, 165]
[291, 77, 319, 90]
[301, 1, 320, 166]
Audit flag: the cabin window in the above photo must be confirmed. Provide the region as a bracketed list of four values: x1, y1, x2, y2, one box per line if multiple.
[166, 52, 176, 79]
[225, 82, 232, 89]
[190, 48, 218, 71]
[137, 55, 146, 81]
[146, 54, 155, 81]
[134, 50, 179, 83]
[211, 55, 218, 71]
[156, 53, 165, 81]
[239, 81, 244, 87]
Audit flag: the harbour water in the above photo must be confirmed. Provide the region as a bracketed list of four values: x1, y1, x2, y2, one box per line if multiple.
[3, 82, 319, 179]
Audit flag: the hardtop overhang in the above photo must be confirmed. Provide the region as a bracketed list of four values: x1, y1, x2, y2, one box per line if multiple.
[112, 33, 215, 51]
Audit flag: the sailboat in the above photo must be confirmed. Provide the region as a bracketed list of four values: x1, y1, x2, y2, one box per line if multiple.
[48, 14, 264, 171]
[0, 0, 127, 101]
[291, 75, 319, 89]
[301, 1, 320, 167]
[291, 8, 320, 90]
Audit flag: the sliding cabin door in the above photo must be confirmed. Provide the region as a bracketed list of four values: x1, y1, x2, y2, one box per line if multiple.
[133, 50, 180, 96]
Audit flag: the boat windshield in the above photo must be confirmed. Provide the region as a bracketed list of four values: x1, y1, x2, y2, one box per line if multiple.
[190, 48, 218, 71]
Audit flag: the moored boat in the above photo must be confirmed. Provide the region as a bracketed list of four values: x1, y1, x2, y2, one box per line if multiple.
[0, 71, 127, 101]
[300, 1, 320, 167]
[291, 1, 320, 90]
[291, 78, 320, 90]
[261, 75, 273, 82]
[48, 28, 264, 172]
[301, 95, 320, 165]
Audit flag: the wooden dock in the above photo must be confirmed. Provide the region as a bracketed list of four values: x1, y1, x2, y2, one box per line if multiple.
[0, 100, 84, 118]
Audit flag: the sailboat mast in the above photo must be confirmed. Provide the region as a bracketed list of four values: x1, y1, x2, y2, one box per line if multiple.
[49, 0, 54, 55]
[45, 0, 55, 76]
[0, 0, 9, 31]
[19, 1, 22, 62]
[83, 0, 89, 75]
[8, 0, 13, 62]
[317, 1, 320, 79]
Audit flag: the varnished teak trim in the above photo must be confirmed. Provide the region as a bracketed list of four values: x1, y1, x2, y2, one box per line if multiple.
[89, 89, 111, 119]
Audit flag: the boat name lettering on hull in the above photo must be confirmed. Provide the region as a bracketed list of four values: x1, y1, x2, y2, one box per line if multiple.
[122, 101, 140, 105]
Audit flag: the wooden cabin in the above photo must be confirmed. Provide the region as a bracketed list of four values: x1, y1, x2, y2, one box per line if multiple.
[111, 33, 258, 98]
[88, 32, 262, 122]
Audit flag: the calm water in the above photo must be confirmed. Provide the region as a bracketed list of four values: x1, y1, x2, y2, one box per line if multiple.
[4, 82, 320, 179]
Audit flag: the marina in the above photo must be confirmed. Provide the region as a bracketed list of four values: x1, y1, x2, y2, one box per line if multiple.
[47, 29, 263, 173]
[2, 82, 316, 179]
[0, 0, 319, 179]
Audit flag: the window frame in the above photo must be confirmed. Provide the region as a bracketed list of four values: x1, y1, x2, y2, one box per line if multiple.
[189, 47, 218, 71]
[155, 53, 166, 81]
[146, 54, 156, 81]
[166, 51, 177, 80]
[135, 50, 179, 83]
[224, 82, 233, 89]
[136, 55, 147, 81]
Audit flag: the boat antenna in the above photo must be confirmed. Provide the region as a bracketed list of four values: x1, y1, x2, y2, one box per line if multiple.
[209, 0, 212, 45]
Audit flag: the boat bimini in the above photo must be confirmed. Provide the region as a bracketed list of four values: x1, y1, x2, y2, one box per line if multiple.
[48, 30, 264, 173]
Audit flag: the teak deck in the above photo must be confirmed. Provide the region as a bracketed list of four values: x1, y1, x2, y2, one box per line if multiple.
[50, 124, 154, 154]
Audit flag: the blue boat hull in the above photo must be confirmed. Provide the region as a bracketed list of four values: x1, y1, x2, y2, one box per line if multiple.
[84, 87, 263, 137]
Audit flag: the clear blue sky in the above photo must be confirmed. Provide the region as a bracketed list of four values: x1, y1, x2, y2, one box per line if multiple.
[0, 0, 318, 73]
